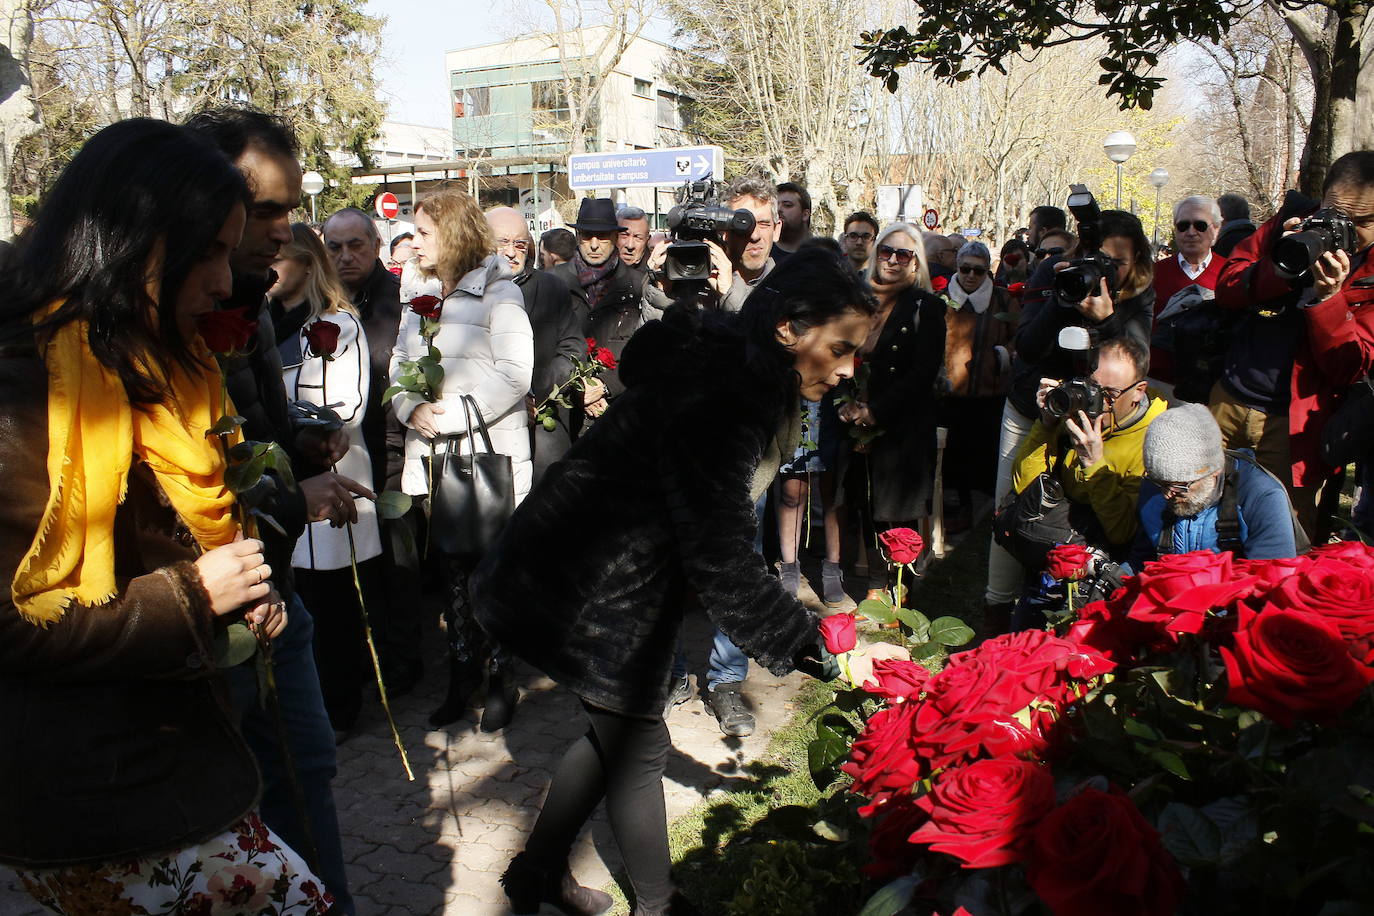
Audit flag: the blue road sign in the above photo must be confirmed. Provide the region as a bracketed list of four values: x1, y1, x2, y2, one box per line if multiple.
[568, 146, 724, 190]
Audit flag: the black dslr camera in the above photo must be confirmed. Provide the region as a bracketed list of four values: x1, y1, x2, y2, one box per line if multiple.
[1272, 207, 1358, 281]
[1044, 326, 1106, 422]
[664, 180, 756, 284]
[1054, 184, 1119, 304]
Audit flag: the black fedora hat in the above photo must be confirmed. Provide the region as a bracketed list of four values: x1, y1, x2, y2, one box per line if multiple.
[568, 198, 627, 233]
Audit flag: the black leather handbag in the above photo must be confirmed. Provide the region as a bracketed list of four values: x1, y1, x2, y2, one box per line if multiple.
[423, 395, 514, 560]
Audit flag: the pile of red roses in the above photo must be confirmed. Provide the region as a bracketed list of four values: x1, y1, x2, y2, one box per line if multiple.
[838, 543, 1374, 916]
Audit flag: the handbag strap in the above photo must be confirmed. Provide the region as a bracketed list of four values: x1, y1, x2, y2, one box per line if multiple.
[460, 395, 497, 455]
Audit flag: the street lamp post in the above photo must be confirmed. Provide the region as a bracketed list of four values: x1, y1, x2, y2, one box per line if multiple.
[302, 170, 326, 222]
[1102, 131, 1137, 209]
[1148, 167, 1170, 248]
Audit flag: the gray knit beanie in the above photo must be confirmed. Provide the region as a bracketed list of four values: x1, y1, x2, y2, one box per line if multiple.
[1143, 403, 1225, 483]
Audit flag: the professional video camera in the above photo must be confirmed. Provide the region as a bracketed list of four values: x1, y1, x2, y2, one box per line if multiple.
[663, 180, 756, 286]
[1053, 184, 1119, 304]
[1044, 326, 1106, 422]
[1273, 207, 1358, 281]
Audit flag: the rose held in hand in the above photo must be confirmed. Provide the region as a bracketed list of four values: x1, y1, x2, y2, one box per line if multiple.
[879, 527, 924, 565]
[820, 612, 858, 654]
[305, 320, 340, 359]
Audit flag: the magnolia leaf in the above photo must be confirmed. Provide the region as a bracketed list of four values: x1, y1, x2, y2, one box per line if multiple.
[206, 414, 246, 437]
[213, 621, 258, 668]
[376, 490, 413, 520]
[857, 598, 896, 625]
[930, 616, 974, 647]
[856, 876, 918, 916]
[1159, 803, 1222, 866]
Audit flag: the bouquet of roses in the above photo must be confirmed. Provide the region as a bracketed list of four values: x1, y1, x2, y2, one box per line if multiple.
[532, 336, 617, 430]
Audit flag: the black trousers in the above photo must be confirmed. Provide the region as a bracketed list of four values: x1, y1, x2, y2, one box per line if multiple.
[295, 558, 384, 731]
[524, 701, 673, 910]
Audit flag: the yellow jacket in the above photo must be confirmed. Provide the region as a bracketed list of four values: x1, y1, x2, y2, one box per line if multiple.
[1012, 396, 1168, 548]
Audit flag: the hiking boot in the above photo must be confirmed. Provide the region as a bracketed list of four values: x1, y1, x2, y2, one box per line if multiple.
[663, 675, 693, 718]
[821, 560, 846, 607]
[704, 682, 755, 737]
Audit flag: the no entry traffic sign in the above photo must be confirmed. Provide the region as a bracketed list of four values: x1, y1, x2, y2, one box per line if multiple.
[375, 192, 400, 220]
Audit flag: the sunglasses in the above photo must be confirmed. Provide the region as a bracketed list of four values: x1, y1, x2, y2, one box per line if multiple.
[877, 244, 915, 265]
[958, 265, 988, 276]
[1175, 220, 1211, 233]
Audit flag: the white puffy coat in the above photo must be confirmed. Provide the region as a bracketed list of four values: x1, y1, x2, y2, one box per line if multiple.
[390, 255, 535, 502]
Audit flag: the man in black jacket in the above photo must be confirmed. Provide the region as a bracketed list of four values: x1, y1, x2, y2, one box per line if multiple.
[321, 207, 423, 695]
[186, 107, 363, 915]
[551, 198, 646, 419]
[487, 207, 584, 485]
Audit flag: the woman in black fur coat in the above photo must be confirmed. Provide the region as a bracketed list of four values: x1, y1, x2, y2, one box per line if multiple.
[470, 250, 876, 916]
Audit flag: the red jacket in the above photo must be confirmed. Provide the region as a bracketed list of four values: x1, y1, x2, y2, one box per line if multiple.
[1151, 253, 1225, 382]
[1216, 209, 1374, 487]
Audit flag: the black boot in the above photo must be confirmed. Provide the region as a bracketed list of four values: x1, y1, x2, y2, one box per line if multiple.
[428, 656, 482, 728]
[479, 657, 519, 732]
[501, 851, 613, 916]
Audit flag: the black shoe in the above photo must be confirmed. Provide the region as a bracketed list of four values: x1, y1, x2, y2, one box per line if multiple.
[428, 659, 482, 728]
[663, 675, 693, 718]
[704, 682, 755, 737]
[479, 659, 519, 732]
[501, 852, 613, 916]
[633, 891, 702, 916]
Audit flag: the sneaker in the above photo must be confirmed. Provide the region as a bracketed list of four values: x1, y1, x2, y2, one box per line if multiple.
[704, 683, 755, 737]
[664, 675, 693, 717]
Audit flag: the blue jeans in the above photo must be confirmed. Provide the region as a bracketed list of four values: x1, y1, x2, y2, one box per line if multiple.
[229, 594, 354, 915]
[672, 492, 768, 688]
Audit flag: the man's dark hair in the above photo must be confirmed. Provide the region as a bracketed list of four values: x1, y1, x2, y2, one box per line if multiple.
[184, 106, 298, 161]
[1216, 193, 1250, 222]
[540, 227, 576, 263]
[389, 232, 413, 254]
[843, 211, 879, 236]
[1323, 151, 1374, 195]
[776, 181, 812, 214]
[1030, 205, 1067, 232]
[1100, 335, 1150, 380]
[3, 119, 251, 404]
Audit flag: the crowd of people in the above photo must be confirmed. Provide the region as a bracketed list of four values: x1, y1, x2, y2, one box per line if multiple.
[1, 102, 1372, 916]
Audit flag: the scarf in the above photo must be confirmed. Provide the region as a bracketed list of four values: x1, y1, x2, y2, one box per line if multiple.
[949, 276, 995, 314]
[12, 308, 241, 625]
[575, 253, 619, 309]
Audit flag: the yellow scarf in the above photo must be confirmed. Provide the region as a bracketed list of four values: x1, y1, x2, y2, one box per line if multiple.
[12, 311, 241, 625]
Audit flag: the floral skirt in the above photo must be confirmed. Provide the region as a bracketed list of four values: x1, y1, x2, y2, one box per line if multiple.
[17, 812, 332, 916]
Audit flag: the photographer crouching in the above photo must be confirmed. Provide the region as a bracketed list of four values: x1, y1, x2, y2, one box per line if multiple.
[1209, 151, 1374, 542]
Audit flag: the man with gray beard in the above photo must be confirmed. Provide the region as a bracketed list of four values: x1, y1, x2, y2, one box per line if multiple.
[1128, 403, 1301, 569]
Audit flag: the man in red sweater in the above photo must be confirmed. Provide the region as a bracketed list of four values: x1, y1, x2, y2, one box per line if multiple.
[1151, 195, 1225, 383]
[1210, 152, 1374, 539]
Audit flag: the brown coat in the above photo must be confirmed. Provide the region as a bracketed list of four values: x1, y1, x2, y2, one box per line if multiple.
[0, 341, 260, 869]
[943, 285, 1019, 399]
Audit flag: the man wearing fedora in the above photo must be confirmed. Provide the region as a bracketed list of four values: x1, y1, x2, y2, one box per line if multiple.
[550, 197, 648, 419]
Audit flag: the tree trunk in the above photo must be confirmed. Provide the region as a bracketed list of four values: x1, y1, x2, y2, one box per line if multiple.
[0, 0, 38, 240]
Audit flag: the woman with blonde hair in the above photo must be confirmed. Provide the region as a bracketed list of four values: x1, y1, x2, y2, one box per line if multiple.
[273, 222, 382, 735]
[838, 221, 946, 599]
[390, 188, 534, 730]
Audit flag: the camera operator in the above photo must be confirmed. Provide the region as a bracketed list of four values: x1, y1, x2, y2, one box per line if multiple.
[643, 177, 780, 315]
[985, 199, 1154, 631]
[1209, 150, 1374, 540]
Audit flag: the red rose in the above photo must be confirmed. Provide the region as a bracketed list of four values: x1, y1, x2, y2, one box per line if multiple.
[1267, 558, 1374, 664]
[196, 307, 258, 354]
[1045, 543, 1091, 581]
[931, 275, 950, 292]
[862, 796, 927, 879]
[1220, 603, 1374, 727]
[409, 295, 442, 319]
[594, 346, 617, 370]
[879, 527, 924, 566]
[304, 319, 340, 358]
[863, 658, 929, 702]
[1027, 788, 1185, 916]
[910, 758, 1055, 868]
[819, 612, 858, 654]
[1125, 550, 1259, 640]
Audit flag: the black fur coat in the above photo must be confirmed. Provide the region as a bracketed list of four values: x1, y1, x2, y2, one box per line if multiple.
[471, 308, 822, 717]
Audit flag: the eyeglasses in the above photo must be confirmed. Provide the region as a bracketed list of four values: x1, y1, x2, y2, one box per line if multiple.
[1175, 220, 1211, 234]
[1035, 246, 1066, 258]
[877, 244, 915, 265]
[495, 238, 529, 251]
[843, 231, 874, 242]
[958, 265, 988, 276]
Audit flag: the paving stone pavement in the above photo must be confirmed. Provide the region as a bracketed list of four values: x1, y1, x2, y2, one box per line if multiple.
[0, 571, 848, 916]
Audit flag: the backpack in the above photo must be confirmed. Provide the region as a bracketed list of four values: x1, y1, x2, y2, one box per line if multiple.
[1155, 450, 1309, 558]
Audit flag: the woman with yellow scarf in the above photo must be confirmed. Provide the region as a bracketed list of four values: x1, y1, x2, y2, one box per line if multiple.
[0, 120, 332, 914]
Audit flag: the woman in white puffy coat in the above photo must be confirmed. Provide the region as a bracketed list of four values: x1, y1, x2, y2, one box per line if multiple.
[273, 223, 383, 733]
[390, 188, 533, 730]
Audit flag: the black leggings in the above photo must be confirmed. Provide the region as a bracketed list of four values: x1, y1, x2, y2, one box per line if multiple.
[524, 701, 673, 909]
